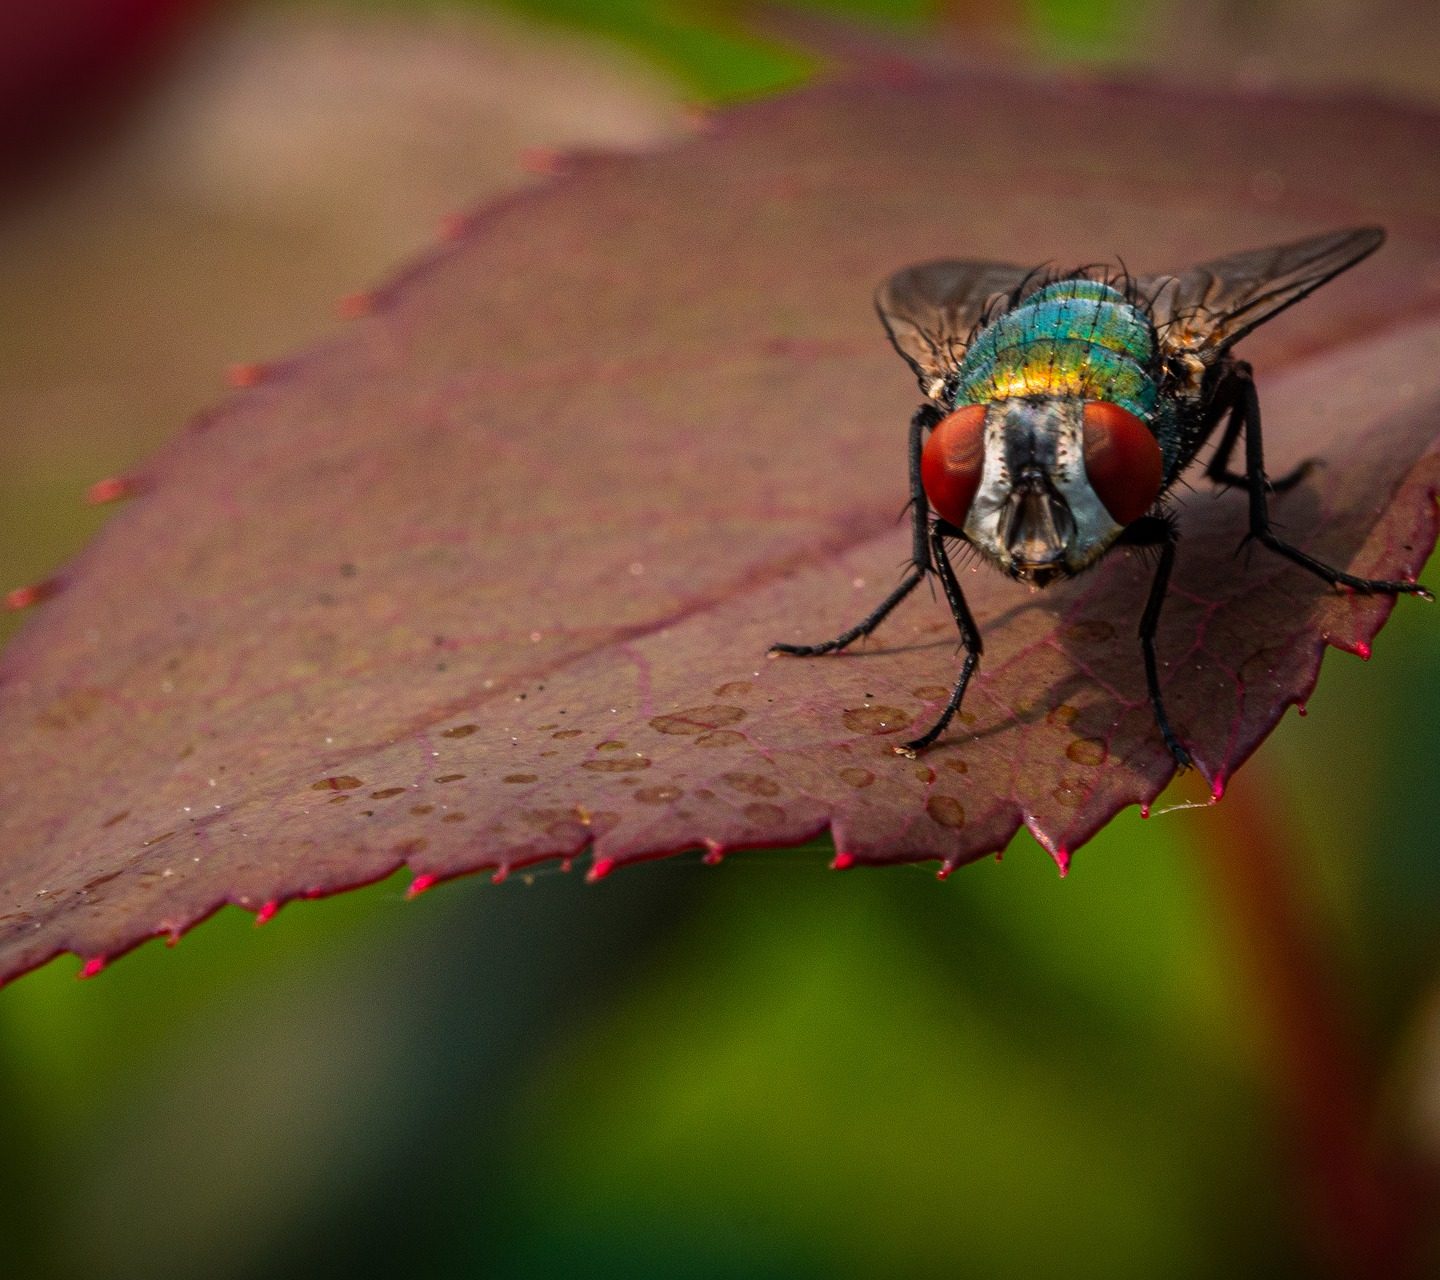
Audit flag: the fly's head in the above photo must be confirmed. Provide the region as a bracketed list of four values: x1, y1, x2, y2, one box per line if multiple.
[921, 397, 1164, 586]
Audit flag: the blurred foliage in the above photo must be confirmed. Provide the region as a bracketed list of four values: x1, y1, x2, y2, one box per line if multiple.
[2, 1, 1439, 1277]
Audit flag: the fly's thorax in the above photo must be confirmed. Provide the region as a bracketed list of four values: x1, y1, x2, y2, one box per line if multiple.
[961, 398, 1126, 583]
[954, 280, 1159, 418]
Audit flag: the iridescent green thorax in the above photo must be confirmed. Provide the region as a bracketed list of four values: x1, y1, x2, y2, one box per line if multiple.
[952, 279, 1159, 420]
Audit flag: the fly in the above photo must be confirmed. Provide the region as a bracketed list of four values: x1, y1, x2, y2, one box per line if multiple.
[770, 227, 1432, 766]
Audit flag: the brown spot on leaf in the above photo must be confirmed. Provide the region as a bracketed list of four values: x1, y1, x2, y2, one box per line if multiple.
[101, 811, 130, 829]
[410, 804, 434, 816]
[523, 807, 580, 829]
[552, 729, 583, 739]
[370, 787, 406, 799]
[33, 686, 105, 731]
[311, 775, 364, 791]
[713, 681, 752, 698]
[545, 820, 587, 841]
[635, 785, 683, 804]
[926, 796, 965, 828]
[434, 773, 466, 783]
[586, 810, 622, 837]
[441, 724, 478, 738]
[596, 739, 626, 751]
[581, 757, 651, 772]
[743, 801, 786, 823]
[1052, 780, 1085, 807]
[943, 758, 969, 775]
[695, 729, 746, 748]
[912, 685, 950, 701]
[722, 771, 780, 797]
[838, 766, 874, 788]
[394, 837, 428, 858]
[843, 705, 910, 735]
[441, 812, 466, 823]
[649, 705, 746, 735]
[503, 773, 538, 784]
[1066, 737, 1108, 766]
[141, 831, 176, 848]
[1047, 704, 1078, 727]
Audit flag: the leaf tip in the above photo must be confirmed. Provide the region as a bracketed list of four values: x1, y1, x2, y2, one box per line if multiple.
[586, 856, 617, 883]
[830, 851, 856, 871]
[225, 362, 266, 389]
[254, 900, 280, 926]
[85, 475, 140, 505]
[436, 211, 468, 243]
[4, 578, 61, 610]
[519, 146, 566, 176]
[406, 873, 439, 900]
[336, 291, 376, 321]
[77, 956, 106, 980]
[1052, 847, 1072, 878]
[1210, 774, 1227, 802]
[683, 104, 718, 134]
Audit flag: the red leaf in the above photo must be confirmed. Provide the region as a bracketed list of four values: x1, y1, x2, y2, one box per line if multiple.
[2, 66, 1440, 984]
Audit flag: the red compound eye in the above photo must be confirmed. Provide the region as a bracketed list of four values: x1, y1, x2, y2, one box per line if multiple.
[921, 404, 988, 527]
[1082, 402, 1163, 526]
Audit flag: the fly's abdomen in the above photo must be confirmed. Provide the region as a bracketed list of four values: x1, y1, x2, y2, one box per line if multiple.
[953, 280, 1158, 420]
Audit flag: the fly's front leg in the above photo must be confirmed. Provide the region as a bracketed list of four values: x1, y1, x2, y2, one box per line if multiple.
[1119, 516, 1192, 768]
[1232, 367, 1433, 598]
[895, 520, 982, 757]
[770, 403, 942, 657]
[1204, 363, 1317, 494]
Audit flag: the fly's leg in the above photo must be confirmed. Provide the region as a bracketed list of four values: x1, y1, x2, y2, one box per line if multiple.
[1120, 516, 1192, 768]
[770, 404, 941, 657]
[1230, 366, 1433, 598]
[1204, 365, 1317, 494]
[895, 519, 982, 757]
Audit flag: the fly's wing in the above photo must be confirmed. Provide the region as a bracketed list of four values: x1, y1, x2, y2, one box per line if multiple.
[875, 259, 1034, 400]
[1140, 227, 1384, 361]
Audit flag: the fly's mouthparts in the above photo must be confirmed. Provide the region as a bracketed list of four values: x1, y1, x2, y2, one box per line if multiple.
[1014, 562, 1065, 589]
[1001, 473, 1075, 570]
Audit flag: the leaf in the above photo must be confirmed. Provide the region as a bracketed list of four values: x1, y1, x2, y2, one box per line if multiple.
[3, 61, 1440, 985]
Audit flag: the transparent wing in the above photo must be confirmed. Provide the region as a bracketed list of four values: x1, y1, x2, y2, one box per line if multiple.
[1138, 226, 1384, 359]
[875, 259, 1034, 399]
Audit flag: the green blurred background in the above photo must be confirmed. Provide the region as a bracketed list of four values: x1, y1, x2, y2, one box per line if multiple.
[3, 1, 1440, 1276]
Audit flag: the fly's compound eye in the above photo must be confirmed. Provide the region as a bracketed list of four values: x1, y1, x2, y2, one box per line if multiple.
[921, 404, 988, 528]
[1081, 402, 1163, 526]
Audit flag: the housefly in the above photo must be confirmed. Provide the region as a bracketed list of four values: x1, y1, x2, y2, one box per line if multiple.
[771, 228, 1431, 766]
